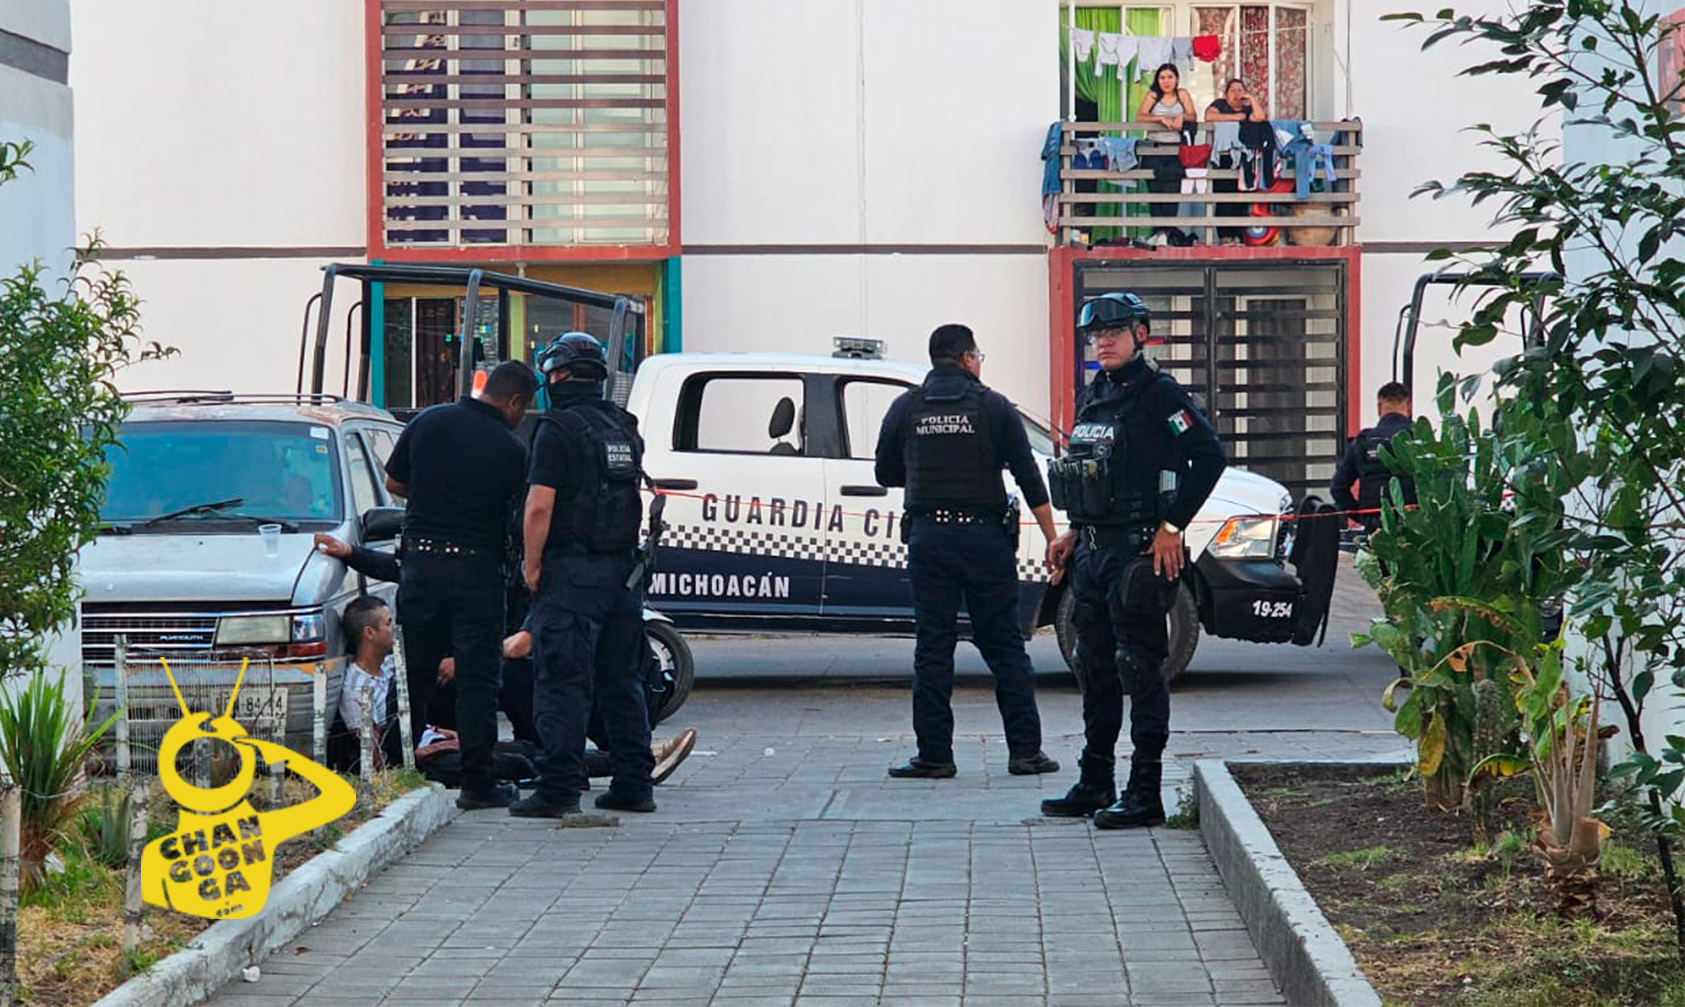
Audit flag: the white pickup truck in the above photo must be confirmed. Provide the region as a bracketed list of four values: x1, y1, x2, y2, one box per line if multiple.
[621, 352, 1340, 683]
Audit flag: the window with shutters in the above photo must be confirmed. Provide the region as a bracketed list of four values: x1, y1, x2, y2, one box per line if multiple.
[373, 0, 675, 258]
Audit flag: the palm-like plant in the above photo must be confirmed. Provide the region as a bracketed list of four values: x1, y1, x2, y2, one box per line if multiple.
[0, 670, 119, 888]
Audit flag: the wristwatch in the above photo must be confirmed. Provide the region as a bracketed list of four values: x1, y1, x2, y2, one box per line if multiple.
[1159, 520, 1182, 536]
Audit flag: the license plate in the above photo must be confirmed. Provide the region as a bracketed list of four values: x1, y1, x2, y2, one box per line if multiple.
[1251, 599, 1295, 620]
[214, 687, 287, 725]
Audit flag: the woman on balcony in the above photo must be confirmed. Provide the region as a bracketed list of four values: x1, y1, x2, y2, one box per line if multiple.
[1134, 63, 1196, 246]
[1205, 79, 1268, 245]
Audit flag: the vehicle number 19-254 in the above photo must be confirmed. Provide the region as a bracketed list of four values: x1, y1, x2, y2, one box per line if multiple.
[1252, 599, 1294, 619]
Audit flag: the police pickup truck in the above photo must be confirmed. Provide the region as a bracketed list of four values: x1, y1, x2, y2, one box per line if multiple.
[627, 353, 1339, 684]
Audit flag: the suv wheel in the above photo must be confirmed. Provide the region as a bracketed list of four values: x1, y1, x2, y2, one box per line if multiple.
[1054, 583, 1200, 689]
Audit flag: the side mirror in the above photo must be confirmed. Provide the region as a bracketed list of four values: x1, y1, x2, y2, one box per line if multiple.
[361, 506, 404, 543]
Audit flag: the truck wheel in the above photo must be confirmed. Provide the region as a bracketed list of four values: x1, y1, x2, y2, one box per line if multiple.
[1055, 583, 1200, 690]
[644, 621, 696, 726]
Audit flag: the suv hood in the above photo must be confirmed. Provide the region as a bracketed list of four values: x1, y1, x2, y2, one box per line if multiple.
[1204, 467, 1294, 516]
[81, 532, 314, 605]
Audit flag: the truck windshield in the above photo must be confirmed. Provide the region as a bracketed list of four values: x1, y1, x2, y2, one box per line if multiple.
[100, 421, 343, 527]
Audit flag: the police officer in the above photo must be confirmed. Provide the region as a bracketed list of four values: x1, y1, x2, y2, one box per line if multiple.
[512, 332, 655, 821]
[1331, 381, 1416, 533]
[383, 360, 537, 811]
[874, 324, 1062, 779]
[1041, 294, 1226, 829]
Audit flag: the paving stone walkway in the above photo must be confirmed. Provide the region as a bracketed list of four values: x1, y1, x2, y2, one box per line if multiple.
[202, 726, 1402, 1007]
[204, 559, 1405, 1006]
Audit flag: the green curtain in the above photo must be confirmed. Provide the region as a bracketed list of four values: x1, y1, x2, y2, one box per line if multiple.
[1059, 7, 1167, 236]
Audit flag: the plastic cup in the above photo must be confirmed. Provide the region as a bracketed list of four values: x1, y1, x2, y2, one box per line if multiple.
[259, 523, 282, 557]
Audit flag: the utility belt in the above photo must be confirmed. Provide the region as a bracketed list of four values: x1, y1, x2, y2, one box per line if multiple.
[403, 536, 499, 559]
[1079, 523, 1155, 551]
[544, 541, 634, 561]
[901, 500, 1021, 548]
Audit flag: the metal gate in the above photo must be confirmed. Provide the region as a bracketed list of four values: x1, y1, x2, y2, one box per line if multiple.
[1072, 260, 1348, 502]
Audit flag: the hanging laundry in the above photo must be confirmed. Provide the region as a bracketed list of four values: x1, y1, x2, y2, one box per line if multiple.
[1096, 32, 1136, 69]
[1209, 120, 1242, 162]
[1171, 36, 1194, 68]
[1134, 35, 1174, 73]
[1192, 34, 1221, 62]
[1041, 122, 1063, 232]
[1069, 27, 1095, 63]
[1178, 167, 1209, 239]
[1095, 136, 1139, 173]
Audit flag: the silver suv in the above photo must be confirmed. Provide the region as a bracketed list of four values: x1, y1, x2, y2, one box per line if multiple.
[82, 393, 406, 758]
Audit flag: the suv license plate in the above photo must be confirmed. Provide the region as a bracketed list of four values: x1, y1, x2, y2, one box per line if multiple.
[213, 687, 287, 725]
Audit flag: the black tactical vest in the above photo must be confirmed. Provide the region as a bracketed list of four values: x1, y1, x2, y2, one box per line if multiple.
[1050, 365, 1164, 526]
[903, 379, 1002, 514]
[1355, 426, 1415, 517]
[540, 402, 646, 554]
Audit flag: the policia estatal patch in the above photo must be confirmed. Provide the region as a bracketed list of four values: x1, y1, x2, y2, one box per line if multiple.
[1167, 409, 1193, 436]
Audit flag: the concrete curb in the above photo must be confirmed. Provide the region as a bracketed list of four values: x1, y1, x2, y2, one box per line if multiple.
[1195, 759, 1393, 1007]
[94, 783, 456, 1007]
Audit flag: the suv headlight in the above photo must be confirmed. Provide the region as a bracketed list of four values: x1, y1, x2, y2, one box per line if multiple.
[215, 614, 289, 646]
[1208, 515, 1279, 559]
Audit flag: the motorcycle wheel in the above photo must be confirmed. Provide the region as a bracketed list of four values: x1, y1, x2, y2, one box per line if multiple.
[643, 620, 695, 725]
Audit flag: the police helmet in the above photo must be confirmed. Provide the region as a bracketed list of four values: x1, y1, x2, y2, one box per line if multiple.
[537, 331, 609, 381]
[1076, 292, 1151, 334]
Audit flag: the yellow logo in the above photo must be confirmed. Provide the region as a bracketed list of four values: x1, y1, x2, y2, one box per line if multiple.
[139, 658, 355, 920]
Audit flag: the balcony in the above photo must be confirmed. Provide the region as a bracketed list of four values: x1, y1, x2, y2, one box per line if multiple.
[1053, 120, 1362, 249]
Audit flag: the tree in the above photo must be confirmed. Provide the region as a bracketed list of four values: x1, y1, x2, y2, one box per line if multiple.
[0, 141, 171, 681]
[1388, 0, 1685, 943]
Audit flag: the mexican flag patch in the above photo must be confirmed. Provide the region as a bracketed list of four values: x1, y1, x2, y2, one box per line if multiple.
[1167, 409, 1192, 435]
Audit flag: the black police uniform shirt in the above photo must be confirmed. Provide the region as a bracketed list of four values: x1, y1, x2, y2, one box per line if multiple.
[872, 364, 1050, 516]
[1331, 411, 1415, 516]
[384, 396, 527, 551]
[1071, 356, 1226, 531]
[526, 384, 642, 557]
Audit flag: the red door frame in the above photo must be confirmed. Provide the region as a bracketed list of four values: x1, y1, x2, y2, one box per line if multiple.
[1047, 244, 1363, 437]
[364, 0, 681, 263]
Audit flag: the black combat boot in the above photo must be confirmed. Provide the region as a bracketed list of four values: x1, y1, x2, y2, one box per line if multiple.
[1092, 789, 1166, 829]
[1039, 753, 1116, 817]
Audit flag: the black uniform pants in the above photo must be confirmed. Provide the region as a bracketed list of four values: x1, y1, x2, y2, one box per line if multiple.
[529, 553, 654, 802]
[397, 552, 504, 793]
[907, 521, 1043, 763]
[1070, 535, 1173, 795]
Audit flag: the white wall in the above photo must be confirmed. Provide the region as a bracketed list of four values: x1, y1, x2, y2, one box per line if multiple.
[70, 0, 366, 391]
[0, 0, 74, 277]
[71, 0, 365, 250]
[678, 0, 1057, 413]
[1340, 0, 1563, 405]
[109, 257, 364, 394]
[682, 253, 1052, 413]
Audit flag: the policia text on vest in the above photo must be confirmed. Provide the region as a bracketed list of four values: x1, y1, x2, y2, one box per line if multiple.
[872, 324, 1062, 781]
[1042, 293, 1226, 830]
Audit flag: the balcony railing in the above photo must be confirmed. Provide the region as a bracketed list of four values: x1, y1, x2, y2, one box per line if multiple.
[1055, 120, 1362, 249]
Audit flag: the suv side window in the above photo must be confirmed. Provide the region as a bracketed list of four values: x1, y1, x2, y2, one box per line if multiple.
[677, 375, 807, 455]
[838, 379, 913, 460]
[345, 432, 381, 519]
[363, 426, 404, 503]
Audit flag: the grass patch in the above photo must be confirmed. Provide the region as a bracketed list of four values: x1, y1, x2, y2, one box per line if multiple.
[1601, 842, 1652, 881]
[1165, 787, 1199, 829]
[1318, 845, 1401, 871]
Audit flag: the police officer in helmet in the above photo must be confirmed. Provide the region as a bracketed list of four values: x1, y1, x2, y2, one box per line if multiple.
[874, 324, 1061, 779]
[1331, 381, 1416, 534]
[512, 332, 656, 821]
[1042, 293, 1226, 828]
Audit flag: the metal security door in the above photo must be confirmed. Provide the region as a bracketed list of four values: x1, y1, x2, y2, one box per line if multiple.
[1073, 260, 1347, 502]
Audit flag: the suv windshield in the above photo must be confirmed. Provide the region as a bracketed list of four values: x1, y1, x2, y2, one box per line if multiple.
[101, 420, 343, 527]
